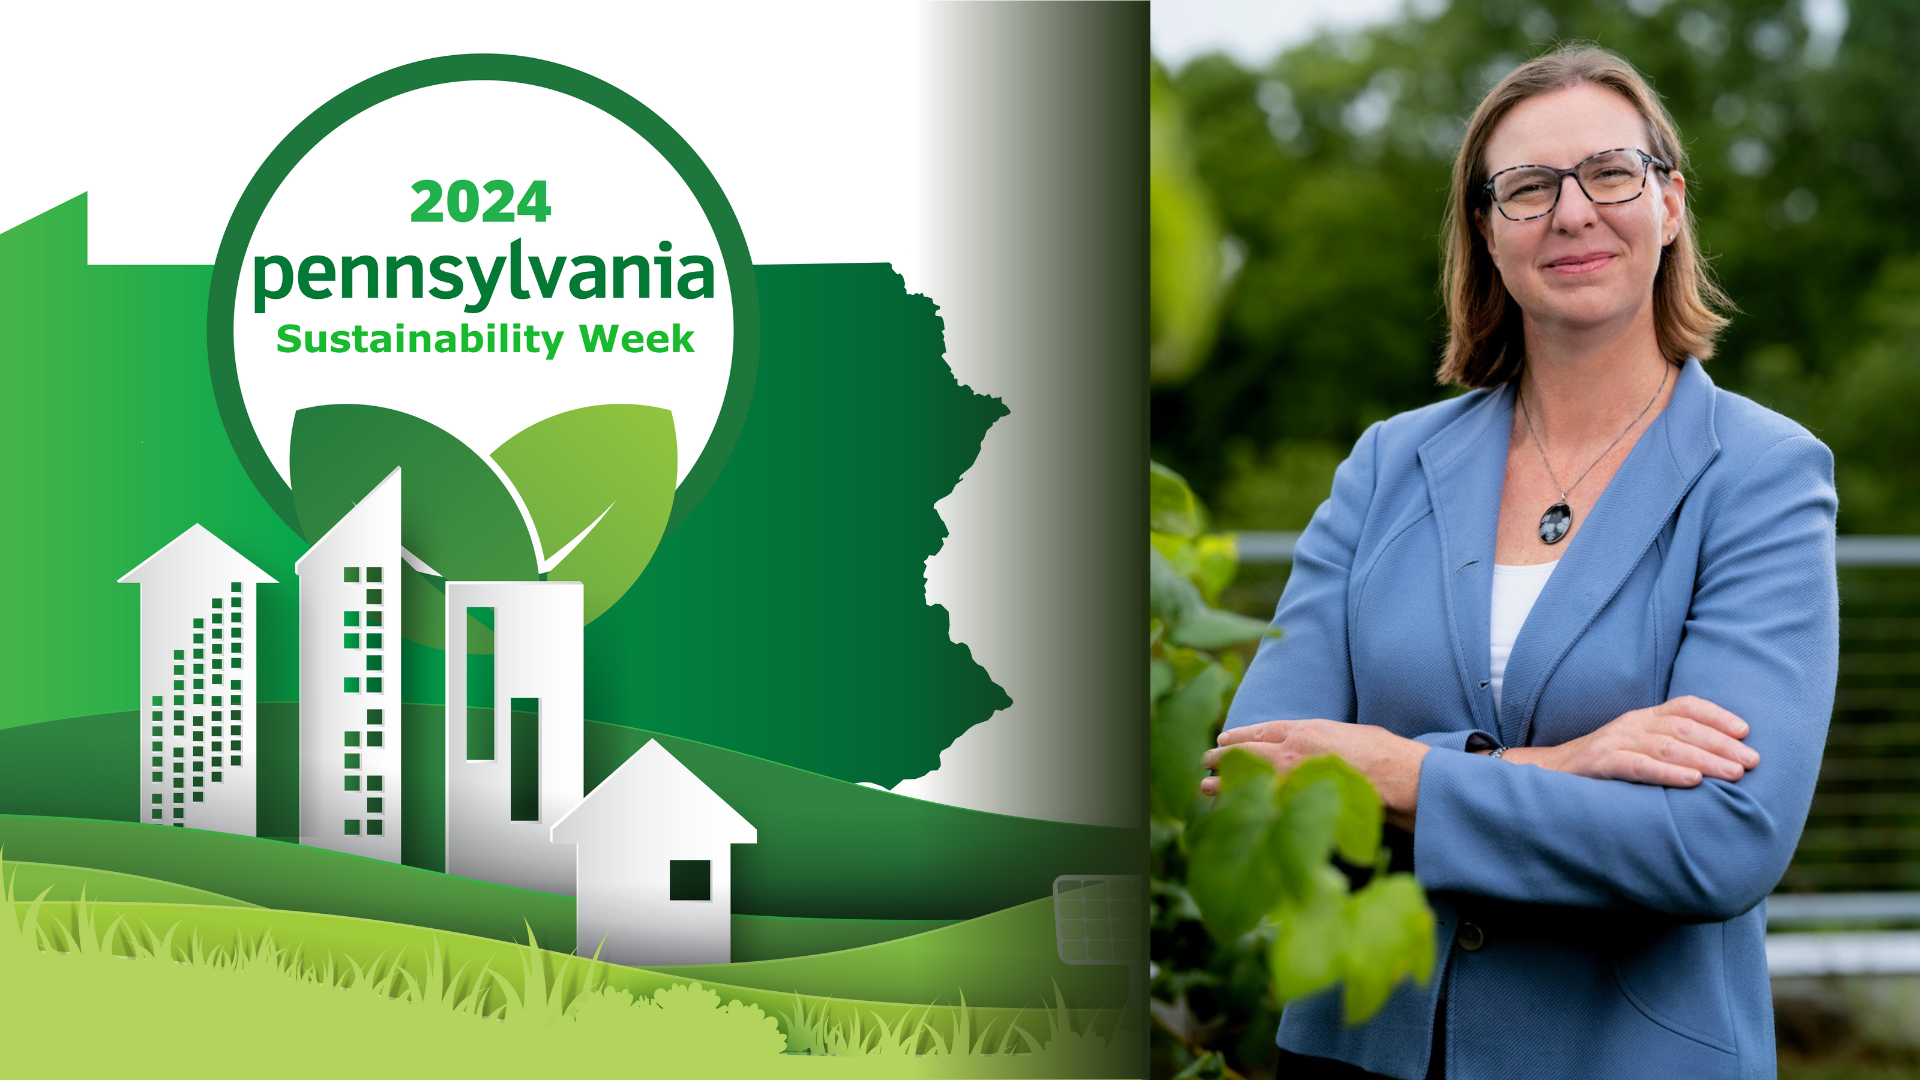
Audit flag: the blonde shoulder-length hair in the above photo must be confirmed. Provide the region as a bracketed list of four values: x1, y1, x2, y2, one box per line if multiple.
[1439, 44, 1733, 388]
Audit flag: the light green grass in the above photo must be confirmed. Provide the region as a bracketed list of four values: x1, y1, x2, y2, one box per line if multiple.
[7, 897, 1119, 1033]
[2, 859, 255, 906]
[1, 873, 1141, 1078]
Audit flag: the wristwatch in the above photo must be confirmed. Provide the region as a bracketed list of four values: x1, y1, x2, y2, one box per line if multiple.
[1488, 746, 1508, 760]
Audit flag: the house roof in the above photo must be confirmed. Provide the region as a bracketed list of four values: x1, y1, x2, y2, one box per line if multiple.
[551, 739, 755, 845]
[119, 523, 278, 585]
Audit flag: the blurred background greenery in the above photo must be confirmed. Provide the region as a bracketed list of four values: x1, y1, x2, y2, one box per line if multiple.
[1152, 0, 1920, 538]
[1149, 2, 1920, 1077]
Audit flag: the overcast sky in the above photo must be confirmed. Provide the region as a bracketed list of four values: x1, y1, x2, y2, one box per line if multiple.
[1150, 0, 1406, 70]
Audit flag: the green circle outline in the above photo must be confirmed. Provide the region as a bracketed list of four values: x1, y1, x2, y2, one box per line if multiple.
[207, 53, 758, 540]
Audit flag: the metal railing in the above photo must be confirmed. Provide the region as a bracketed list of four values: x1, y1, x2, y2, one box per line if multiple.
[1231, 532, 1920, 975]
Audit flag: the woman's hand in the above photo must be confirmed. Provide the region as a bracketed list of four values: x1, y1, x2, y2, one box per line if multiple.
[1201, 720, 1430, 831]
[1502, 695, 1758, 787]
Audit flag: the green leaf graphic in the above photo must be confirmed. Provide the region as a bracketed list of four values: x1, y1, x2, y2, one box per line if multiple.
[291, 405, 536, 648]
[493, 405, 677, 625]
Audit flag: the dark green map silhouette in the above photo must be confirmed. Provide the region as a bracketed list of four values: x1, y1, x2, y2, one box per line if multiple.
[0, 197, 1009, 787]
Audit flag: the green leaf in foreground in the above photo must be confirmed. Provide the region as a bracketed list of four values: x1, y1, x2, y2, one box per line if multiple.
[1277, 755, 1382, 868]
[1184, 748, 1282, 941]
[1337, 874, 1436, 1023]
[1268, 863, 1349, 1002]
[493, 405, 677, 625]
[1152, 664, 1233, 823]
[1151, 461, 1202, 538]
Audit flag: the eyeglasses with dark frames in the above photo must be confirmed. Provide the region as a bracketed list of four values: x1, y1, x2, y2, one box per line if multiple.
[1482, 148, 1672, 222]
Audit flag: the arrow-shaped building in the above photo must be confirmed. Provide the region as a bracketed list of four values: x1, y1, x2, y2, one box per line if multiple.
[120, 524, 277, 834]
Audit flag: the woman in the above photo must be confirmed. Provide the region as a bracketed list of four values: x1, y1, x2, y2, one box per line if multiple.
[1198, 46, 1838, 1080]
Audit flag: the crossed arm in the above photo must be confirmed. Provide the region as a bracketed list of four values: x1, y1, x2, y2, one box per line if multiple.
[1201, 695, 1762, 833]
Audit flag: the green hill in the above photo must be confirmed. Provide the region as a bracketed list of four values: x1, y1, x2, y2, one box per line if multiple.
[656, 898, 1129, 1009]
[0, 711, 1144, 921]
[6, 893, 1125, 1012]
[0, 816, 573, 945]
[2, 860, 255, 907]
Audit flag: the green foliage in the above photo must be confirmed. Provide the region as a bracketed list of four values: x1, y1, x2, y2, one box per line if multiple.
[1152, 63, 1228, 386]
[1148, 466, 1435, 1072]
[1187, 752, 1433, 1024]
[1214, 439, 1346, 532]
[1152, 1, 1920, 531]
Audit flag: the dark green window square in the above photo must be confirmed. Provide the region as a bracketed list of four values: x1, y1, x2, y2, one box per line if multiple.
[344, 567, 360, 583]
[367, 731, 384, 747]
[367, 797, 383, 813]
[367, 820, 384, 836]
[344, 819, 360, 835]
[366, 566, 383, 583]
[670, 860, 712, 902]
[367, 775, 384, 792]
[345, 732, 361, 747]
[345, 776, 361, 791]
[366, 589, 382, 605]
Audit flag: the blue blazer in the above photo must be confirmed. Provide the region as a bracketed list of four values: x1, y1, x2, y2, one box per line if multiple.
[1224, 358, 1838, 1080]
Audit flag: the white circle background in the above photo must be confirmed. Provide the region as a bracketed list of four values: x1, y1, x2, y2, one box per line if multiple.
[236, 80, 734, 491]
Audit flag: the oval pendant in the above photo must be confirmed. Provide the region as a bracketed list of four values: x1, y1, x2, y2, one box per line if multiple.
[1539, 501, 1572, 545]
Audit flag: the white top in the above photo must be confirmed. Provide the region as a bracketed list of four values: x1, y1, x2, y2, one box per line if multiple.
[1490, 560, 1559, 714]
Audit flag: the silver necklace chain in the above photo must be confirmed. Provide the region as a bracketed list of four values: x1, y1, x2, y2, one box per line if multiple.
[1517, 362, 1669, 504]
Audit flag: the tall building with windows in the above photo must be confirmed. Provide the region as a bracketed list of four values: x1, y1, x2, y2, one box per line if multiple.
[296, 468, 402, 861]
[445, 579, 584, 894]
[120, 524, 276, 834]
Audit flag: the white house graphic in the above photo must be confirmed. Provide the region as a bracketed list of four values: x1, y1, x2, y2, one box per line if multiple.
[444, 579, 584, 896]
[552, 739, 757, 966]
[120, 524, 275, 834]
[295, 468, 402, 861]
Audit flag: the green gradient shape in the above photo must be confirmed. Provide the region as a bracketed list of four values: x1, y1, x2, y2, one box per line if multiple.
[582, 264, 1013, 785]
[290, 404, 536, 587]
[0, 816, 571, 945]
[493, 404, 678, 624]
[0, 201, 306, 730]
[1, 712, 1146, 922]
[1, 861, 256, 906]
[207, 53, 759, 542]
[730, 914, 957, 961]
[654, 898, 1127, 1010]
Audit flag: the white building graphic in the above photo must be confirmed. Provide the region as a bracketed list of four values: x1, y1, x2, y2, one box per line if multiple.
[444, 580, 584, 895]
[552, 739, 757, 966]
[120, 525, 275, 834]
[295, 468, 402, 862]
[125, 471, 762, 967]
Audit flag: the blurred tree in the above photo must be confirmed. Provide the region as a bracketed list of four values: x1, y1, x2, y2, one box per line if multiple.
[1153, 0, 1920, 535]
[1152, 62, 1229, 385]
